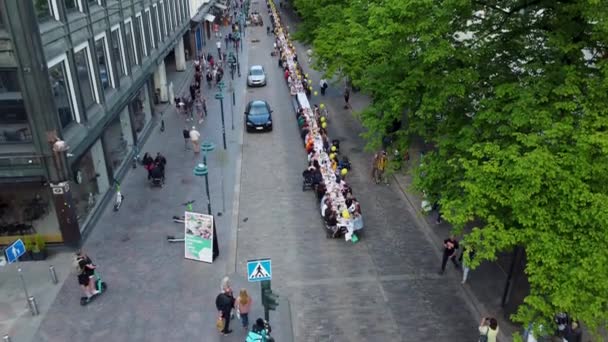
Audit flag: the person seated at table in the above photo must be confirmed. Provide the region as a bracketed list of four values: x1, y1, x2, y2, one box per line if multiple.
[321, 196, 331, 218]
[330, 155, 338, 172]
[324, 209, 337, 227]
[297, 114, 306, 128]
[300, 125, 310, 142]
[316, 182, 327, 201]
[306, 139, 315, 154]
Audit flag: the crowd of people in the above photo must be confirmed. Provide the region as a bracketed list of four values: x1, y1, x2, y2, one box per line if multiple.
[267, 0, 363, 241]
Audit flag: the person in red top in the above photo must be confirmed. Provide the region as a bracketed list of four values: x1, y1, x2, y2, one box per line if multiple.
[284, 68, 289, 81]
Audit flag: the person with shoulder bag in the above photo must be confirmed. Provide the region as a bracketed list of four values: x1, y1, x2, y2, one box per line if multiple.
[478, 316, 499, 342]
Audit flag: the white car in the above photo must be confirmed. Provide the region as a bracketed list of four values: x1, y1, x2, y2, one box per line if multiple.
[247, 65, 266, 87]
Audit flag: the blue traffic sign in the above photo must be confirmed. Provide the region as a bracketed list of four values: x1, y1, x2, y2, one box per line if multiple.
[247, 259, 272, 282]
[5, 238, 26, 264]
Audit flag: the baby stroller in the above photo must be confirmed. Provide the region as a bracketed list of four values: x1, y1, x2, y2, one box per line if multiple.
[149, 164, 165, 187]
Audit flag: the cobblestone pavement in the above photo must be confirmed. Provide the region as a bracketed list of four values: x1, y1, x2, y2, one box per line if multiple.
[22, 4, 484, 342]
[233, 3, 480, 342]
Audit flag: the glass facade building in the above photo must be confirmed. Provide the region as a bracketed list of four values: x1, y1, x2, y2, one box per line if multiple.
[0, 0, 195, 246]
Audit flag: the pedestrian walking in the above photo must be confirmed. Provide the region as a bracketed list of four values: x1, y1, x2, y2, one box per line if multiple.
[343, 86, 351, 109]
[194, 98, 204, 124]
[440, 235, 460, 274]
[202, 97, 208, 117]
[216, 40, 222, 59]
[215, 289, 235, 335]
[478, 316, 499, 342]
[320, 79, 328, 96]
[224, 34, 229, 47]
[459, 245, 475, 284]
[182, 128, 190, 150]
[189, 126, 200, 154]
[371, 151, 388, 184]
[235, 289, 252, 329]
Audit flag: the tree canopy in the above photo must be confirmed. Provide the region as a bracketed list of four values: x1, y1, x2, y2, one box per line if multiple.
[293, 0, 608, 338]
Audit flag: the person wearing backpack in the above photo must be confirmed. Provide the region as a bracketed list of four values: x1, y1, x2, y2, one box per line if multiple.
[478, 316, 499, 342]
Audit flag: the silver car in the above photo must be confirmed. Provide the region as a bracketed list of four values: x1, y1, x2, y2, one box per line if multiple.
[247, 65, 267, 87]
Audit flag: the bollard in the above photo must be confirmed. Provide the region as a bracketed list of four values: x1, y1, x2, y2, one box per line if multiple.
[3, 335, 12, 342]
[28, 296, 39, 316]
[49, 265, 58, 284]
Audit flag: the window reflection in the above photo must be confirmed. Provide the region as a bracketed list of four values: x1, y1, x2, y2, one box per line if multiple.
[124, 22, 137, 66]
[0, 71, 32, 144]
[95, 38, 110, 95]
[48, 62, 75, 129]
[74, 48, 96, 109]
[111, 29, 126, 79]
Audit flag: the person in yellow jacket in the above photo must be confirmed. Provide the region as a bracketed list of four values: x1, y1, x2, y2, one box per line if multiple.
[372, 151, 388, 184]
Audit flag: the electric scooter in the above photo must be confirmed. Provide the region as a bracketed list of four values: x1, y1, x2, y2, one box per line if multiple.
[113, 181, 124, 212]
[167, 200, 196, 243]
[80, 270, 107, 306]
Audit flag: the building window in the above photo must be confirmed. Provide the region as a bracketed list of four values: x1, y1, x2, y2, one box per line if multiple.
[0, 184, 62, 242]
[135, 13, 148, 61]
[71, 139, 110, 226]
[164, 1, 171, 32]
[160, 1, 167, 38]
[171, 0, 177, 28]
[34, 0, 53, 19]
[94, 36, 112, 96]
[64, 0, 77, 12]
[110, 27, 126, 78]
[74, 46, 97, 110]
[153, 5, 161, 44]
[0, 70, 33, 144]
[124, 20, 138, 66]
[102, 106, 134, 173]
[144, 9, 154, 51]
[130, 85, 151, 140]
[48, 60, 76, 129]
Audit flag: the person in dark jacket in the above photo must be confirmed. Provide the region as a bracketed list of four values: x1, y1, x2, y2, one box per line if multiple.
[565, 320, 582, 342]
[215, 290, 235, 335]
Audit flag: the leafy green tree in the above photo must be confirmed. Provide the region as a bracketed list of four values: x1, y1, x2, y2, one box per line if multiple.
[294, 0, 608, 337]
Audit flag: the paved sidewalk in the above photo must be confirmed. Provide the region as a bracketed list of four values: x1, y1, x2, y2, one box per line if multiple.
[278, 4, 516, 341]
[0, 50, 200, 342]
[20, 19, 251, 341]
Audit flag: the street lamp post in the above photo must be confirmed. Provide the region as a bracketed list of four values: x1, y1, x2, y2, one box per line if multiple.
[193, 141, 215, 215]
[215, 82, 228, 150]
[229, 82, 235, 130]
[193, 141, 220, 261]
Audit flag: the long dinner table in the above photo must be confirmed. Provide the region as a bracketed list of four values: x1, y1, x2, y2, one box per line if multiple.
[267, 0, 362, 241]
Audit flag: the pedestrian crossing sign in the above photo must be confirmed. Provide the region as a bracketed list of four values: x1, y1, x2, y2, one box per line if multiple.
[247, 259, 272, 282]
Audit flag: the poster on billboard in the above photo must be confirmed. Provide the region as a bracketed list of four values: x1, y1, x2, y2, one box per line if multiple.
[184, 211, 214, 263]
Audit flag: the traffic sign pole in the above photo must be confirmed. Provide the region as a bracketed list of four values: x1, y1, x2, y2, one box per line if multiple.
[17, 266, 30, 308]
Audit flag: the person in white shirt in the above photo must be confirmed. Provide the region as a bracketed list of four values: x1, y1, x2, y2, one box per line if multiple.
[189, 126, 200, 153]
[216, 40, 222, 59]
